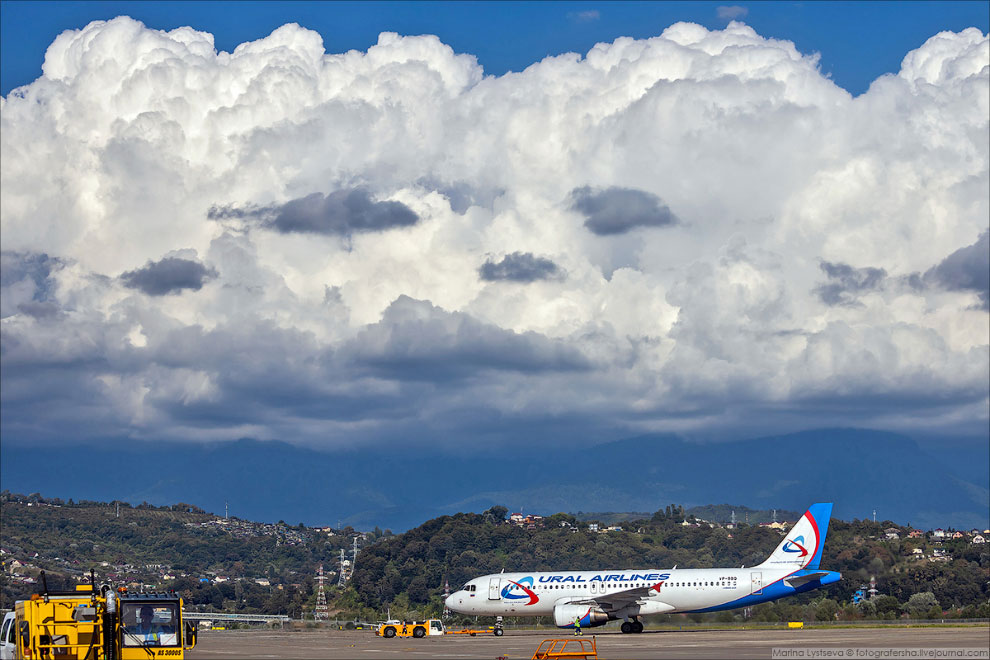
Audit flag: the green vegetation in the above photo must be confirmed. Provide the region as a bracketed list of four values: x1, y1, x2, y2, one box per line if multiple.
[350, 506, 989, 622]
[2, 493, 987, 624]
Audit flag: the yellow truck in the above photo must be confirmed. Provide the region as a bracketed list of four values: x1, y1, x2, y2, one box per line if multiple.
[375, 619, 446, 638]
[9, 572, 196, 659]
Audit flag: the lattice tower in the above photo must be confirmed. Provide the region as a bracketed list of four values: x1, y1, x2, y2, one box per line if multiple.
[314, 564, 329, 620]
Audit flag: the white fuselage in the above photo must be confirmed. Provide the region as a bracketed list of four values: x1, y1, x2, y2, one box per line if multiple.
[445, 504, 841, 626]
[445, 567, 785, 616]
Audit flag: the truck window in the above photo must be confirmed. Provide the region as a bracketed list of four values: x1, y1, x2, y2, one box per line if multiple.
[121, 603, 179, 647]
[0, 617, 10, 643]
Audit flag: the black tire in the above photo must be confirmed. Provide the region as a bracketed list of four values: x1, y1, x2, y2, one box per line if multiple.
[632, 621, 644, 633]
[494, 628, 504, 636]
[413, 627, 426, 638]
[383, 627, 396, 638]
[620, 621, 633, 634]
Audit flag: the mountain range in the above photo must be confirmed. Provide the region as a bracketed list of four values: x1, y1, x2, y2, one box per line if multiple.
[1, 428, 986, 531]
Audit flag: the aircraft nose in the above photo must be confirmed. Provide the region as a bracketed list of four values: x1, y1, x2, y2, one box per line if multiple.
[445, 592, 459, 610]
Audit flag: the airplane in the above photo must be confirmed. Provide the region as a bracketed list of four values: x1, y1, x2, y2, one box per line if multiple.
[444, 503, 840, 634]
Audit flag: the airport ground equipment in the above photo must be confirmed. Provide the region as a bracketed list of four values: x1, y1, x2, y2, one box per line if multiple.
[375, 618, 446, 638]
[11, 571, 196, 659]
[530, 637, 598, 660]
[446, 626, 502, 636]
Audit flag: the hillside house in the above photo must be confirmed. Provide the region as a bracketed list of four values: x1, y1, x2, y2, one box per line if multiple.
[511, 514, 544, 528]
[931, 529, 945, 538]
[972, 535, 986, 545]
[760, 522, 788, 530]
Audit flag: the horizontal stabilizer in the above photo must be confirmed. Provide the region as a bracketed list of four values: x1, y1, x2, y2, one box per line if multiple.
[784, 571, 829, 587]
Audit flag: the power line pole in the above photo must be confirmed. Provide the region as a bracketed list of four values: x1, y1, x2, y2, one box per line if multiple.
[314, 565, 329, 621]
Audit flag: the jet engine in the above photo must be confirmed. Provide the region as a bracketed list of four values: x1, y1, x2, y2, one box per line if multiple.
[553, 603, 611, 628]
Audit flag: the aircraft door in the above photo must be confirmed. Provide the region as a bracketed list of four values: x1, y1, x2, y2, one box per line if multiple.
[751, 572, 763, 595]
[488, 578, 501, 600]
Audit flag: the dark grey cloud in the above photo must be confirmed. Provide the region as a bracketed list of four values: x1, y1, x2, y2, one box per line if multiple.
[815, 261, 887, 306]
[273, 188, 418, 235]
[479, 252, 563, 283]
[348, 295, 591, 381]
[924, 231, 989, 309]
[209, 188, 420, 236]
[120, 257, 217, 296]
[207, 203, 264, 220]
[569, 186, 678, 235]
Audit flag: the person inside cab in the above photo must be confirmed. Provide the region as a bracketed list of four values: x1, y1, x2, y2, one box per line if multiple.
[123, 603, 177, 647]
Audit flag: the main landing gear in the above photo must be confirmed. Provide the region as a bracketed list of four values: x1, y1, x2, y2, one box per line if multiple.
[494, 616, 504, 636]
[620, 619, 644, 634]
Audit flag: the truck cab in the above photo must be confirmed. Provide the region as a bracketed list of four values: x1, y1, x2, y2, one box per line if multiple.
[9, 573, 196, 660]
[117, 593, 195, 658]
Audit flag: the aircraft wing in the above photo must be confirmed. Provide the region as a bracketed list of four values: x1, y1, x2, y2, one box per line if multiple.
[784, 571, 831, 588]
[564, 582, 668, 612]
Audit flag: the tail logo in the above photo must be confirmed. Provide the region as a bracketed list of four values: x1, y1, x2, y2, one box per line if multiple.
[501, 577, 539, 605]
[782, 535, 809, 557]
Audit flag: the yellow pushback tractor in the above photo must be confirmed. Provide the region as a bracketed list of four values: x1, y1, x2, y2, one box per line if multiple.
[11, 571, 196, 659]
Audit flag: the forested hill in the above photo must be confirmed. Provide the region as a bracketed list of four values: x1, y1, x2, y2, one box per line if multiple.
[2, 495, 988, 623]
[346, 506, 990, 622]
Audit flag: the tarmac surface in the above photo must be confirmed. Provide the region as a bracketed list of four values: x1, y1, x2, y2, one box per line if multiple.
[188, 625, 990, 659]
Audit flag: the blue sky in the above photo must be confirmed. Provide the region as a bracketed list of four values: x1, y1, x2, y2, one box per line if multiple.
[2, 1, 987, 96]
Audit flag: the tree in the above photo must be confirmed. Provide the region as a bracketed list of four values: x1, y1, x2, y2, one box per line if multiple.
[905, 592, 939, 618]
[482, 506, 508, 524]
[857, 599, 877, 619]
[815, 598, 839, 621]
[873, 595, 901, 618]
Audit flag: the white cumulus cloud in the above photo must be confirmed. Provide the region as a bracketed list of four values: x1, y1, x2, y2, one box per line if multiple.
[1, 17, 987, 449]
